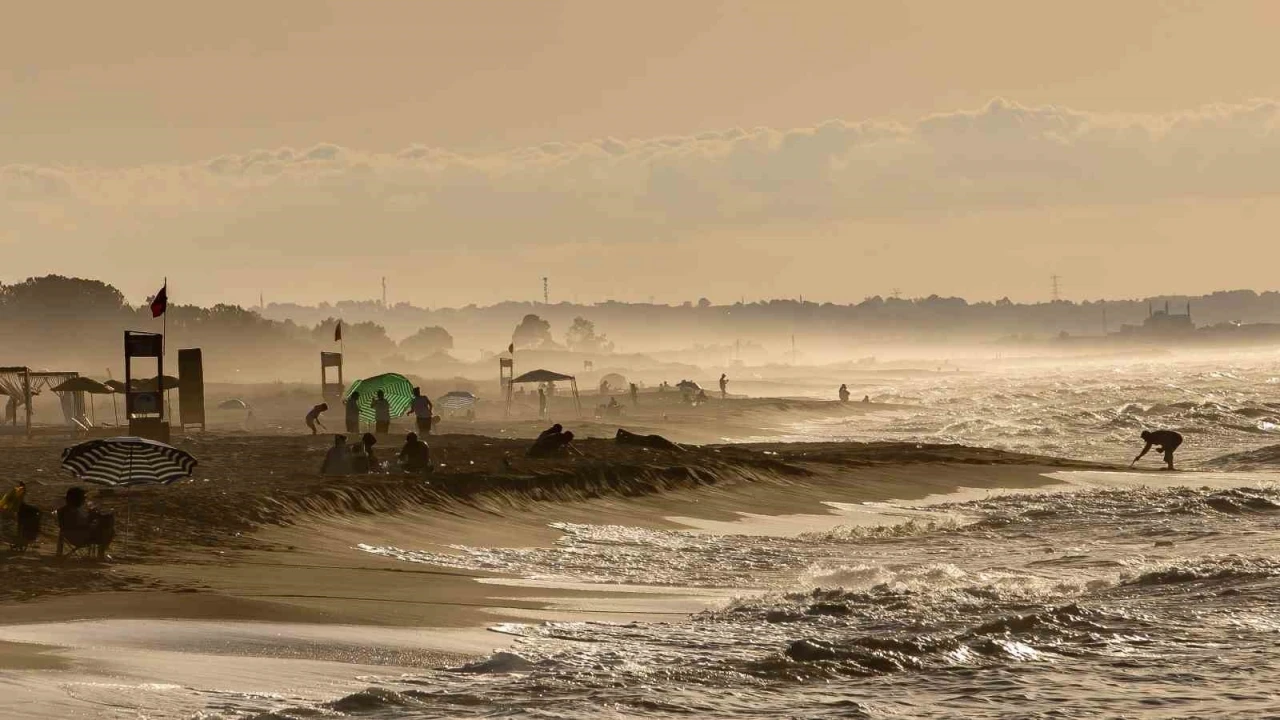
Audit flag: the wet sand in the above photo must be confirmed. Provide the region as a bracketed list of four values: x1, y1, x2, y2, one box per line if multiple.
[0, 410, 1112, 717]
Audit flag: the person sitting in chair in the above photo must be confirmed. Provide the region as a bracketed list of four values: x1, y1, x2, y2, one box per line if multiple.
[56, 487, 115, 560]
[398, 432, 432, 474]
[321, 434, 352, 475]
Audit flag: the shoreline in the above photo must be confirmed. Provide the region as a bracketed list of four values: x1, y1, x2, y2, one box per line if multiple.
[0, 432, 1175, 718]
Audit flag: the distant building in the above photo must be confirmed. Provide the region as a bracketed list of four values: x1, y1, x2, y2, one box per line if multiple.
[1119, 301, 1194, 336]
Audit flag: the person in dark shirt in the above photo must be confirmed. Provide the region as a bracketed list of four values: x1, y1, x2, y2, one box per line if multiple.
[398, 432, 431, 474]
[345, 392, 361, 433]
[1132, 429, 1183, 470]
[321, 434, 352, 475]
[361, 432, 380, 472]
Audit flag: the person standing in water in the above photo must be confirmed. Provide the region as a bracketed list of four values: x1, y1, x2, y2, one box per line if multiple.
[305, 402, 328, 435]
[344, 391, 361, 433]
[719, 373, 728, 399]
[629, 383, 639, 407]
[838, 384, 850, 403]
[1131, 429, 1183, 470]
[371, 390, 392, 434]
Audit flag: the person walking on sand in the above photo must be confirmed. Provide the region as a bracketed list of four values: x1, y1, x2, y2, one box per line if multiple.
[838, 384, 850, 403]
[1131, 429, 1183, 471]
[629, 383, 639, 407]
[410, 387, 434, 436]
[305, 402, 328, 435]
[538, 388, 547, 419]
[719, 373, 728, 399]
[344, 391, 361, 433]
[372, 390, 392, 434]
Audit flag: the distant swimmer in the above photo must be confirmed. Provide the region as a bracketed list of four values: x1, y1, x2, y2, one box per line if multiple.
[719, 373, 728, 399]
[305, 403, 328, 435]
[1131, 429, 1183, 471]
[838, 384, 850, 403]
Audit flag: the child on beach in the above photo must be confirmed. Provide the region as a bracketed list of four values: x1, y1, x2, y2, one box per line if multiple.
[305, 403, 328, 435]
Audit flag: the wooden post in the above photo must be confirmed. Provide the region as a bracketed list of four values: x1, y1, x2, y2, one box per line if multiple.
[22, 367, 31, 437]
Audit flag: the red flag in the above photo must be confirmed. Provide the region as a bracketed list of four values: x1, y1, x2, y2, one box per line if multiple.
[149, 283, 167, 318]
[334, 320, 342, 343]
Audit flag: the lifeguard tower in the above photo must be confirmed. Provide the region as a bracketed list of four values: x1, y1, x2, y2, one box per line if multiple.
[125, 330, 169, 442]
[321, 352, 344, 405]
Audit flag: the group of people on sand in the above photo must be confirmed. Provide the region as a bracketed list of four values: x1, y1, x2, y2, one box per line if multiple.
[321, 431, 432, 476]
[1, 482, 115, 559]
[305, 387, 435, 437]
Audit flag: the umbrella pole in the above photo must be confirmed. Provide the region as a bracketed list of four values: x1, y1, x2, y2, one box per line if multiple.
[124, 444, 133, 555]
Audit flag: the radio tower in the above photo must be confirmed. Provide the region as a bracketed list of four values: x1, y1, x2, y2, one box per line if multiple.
[1050, 275, 1062, 302]
[543, 277, 549, 305]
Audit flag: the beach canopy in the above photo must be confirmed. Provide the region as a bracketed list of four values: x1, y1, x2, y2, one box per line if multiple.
[61, 436, 198, 486]
[511, 369, 575, 384]
[506, 369, 581, 417]
[133, 375, 179, 392]
[50, 377, 113, 394]
[104, 376, 178, 393]
[344, 373, 414, 423]
[217, 398, 250, 410]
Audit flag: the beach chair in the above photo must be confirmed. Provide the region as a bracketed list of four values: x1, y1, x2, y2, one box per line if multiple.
[56, 507, 114, 560]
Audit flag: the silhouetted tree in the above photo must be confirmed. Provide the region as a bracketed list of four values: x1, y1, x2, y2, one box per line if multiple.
[512, 314, 553, 349]
[400, 325, 454, 357]
[565, 317, 614, 353]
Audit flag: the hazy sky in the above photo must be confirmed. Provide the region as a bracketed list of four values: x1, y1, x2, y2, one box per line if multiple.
[4, 0, 1280, 307]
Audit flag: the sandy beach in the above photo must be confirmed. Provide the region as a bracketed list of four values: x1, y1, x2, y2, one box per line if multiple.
[0, 406, 1108, 718]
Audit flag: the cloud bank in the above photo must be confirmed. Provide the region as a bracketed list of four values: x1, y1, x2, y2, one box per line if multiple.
[5, 98, 1280, 302]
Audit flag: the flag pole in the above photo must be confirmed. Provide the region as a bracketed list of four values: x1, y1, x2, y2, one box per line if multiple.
[162, 277, 171, 429]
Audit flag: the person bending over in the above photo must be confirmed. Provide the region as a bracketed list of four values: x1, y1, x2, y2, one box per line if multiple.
[1131, 429, 1183, 471]
[305, 403, 328, 435]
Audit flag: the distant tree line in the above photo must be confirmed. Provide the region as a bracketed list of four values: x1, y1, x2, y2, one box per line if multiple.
[0, 276, 454, 381]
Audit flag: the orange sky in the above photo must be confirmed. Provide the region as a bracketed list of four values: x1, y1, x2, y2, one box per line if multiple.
[4, 1, 1280, 306]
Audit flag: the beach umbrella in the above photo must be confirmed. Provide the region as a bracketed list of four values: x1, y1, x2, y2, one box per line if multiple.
[343, 373, 414, 423]
[50, 377, 114, 427]
[61, 437, 198, 487]
[103, 380, 127, 393]
[217, 398, 250, 410]
[437, 391, 478, 411]
[49, 377, 113, 395]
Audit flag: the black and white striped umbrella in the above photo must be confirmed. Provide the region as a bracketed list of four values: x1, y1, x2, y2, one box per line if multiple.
[437, 391, 478, 410]
[61, 437, 198, 487]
